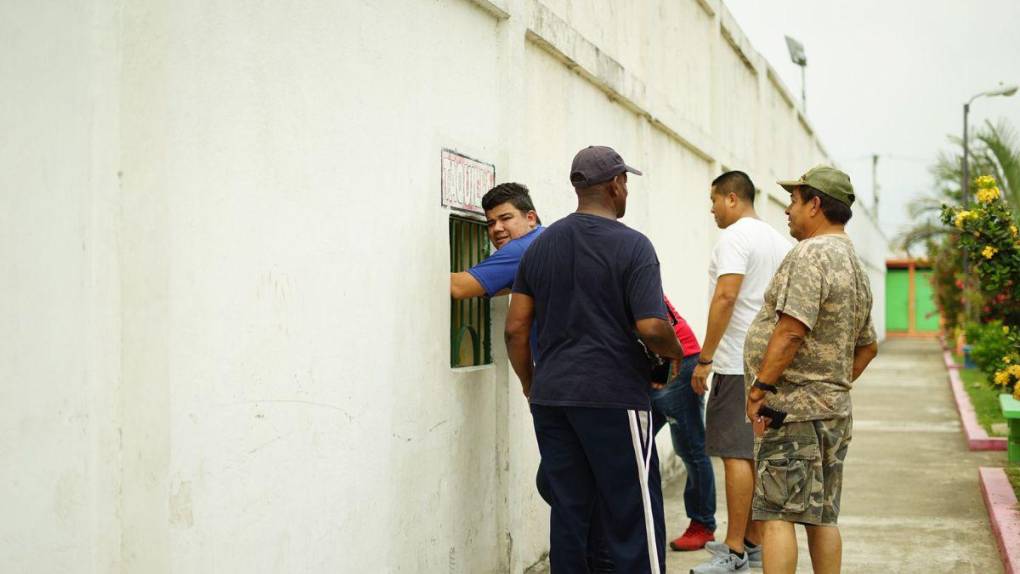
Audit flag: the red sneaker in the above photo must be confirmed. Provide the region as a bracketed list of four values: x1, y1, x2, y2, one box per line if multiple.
[669, 521, 715, 551]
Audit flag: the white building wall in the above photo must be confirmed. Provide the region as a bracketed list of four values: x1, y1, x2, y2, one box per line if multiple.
[0, 1, 123, 573]
[119, 1, 510, 572]
[0, 0, 887, 572]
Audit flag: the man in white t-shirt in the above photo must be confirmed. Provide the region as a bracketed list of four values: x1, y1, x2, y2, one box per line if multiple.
[690, 171, 791, 574]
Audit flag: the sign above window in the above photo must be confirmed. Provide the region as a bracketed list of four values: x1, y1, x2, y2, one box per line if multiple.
[441, 149, 495, 215]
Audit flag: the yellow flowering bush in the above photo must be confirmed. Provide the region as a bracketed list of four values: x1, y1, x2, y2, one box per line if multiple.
[993, 364, 1020, 392]
[966, 320, 1019, 380]
[954, 210, 978, 229]
[975, 175, 997, 188]
[977, 186, 1002, 204]
[941, 174, 1020, 327]
[946, 175, 1020, 391]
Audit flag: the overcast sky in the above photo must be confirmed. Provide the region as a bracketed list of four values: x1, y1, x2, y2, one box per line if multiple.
[725, 0, 1020, 244]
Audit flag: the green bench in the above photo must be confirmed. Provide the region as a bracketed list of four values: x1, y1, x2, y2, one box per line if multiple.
[1001, 394, 1020, 463]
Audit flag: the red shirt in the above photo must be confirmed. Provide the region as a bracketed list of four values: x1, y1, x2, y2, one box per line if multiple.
[663, 295, 701, 358]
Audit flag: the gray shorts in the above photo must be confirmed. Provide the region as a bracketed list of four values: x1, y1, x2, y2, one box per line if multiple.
[705, 373, 754, 460]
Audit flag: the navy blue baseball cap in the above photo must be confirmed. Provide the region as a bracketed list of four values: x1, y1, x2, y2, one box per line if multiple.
[569, 146, 643, 188]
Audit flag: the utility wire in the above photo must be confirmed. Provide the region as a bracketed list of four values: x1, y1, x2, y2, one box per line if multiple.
[842, 153, 929, 164]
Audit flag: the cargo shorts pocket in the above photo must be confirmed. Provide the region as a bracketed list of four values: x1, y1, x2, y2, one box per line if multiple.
[754, 437, 819, 514]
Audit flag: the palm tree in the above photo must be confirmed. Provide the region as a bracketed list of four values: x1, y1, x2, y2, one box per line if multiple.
[897, 119, 1020, 253]
[975, 120, 1020, 214]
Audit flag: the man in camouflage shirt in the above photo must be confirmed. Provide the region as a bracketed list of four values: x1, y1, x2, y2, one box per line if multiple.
[742, 166, 879, 574]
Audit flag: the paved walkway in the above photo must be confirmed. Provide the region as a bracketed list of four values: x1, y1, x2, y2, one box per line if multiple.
[665, 338, 1003, 573]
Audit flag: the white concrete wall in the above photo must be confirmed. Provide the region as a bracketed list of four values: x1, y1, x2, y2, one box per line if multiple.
[0, 1, 122, 572]
[511, 3, 886, 566]
[118, 1, 509, 572]
[846, 202, 890, 342]
[0, 0, 887, 572]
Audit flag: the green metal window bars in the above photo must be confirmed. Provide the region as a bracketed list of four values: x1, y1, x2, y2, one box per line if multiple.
[450, 216, 492, 367]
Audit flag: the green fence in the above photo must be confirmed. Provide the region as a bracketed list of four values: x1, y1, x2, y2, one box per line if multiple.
[886, 269, 910, 332]
[885, 265, 940, 334]
[450, 216, 492, 367]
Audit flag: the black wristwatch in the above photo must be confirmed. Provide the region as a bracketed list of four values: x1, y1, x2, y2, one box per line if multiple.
[697, 356, 713, 365]
[752, 379, 778, 394]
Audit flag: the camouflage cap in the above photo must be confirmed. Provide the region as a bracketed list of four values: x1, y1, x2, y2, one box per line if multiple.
[777, 165, 855, 207]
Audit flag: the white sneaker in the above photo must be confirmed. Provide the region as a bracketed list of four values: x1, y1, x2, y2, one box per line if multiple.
[705, 540, 762, 568]
[690, 549, 749, 573]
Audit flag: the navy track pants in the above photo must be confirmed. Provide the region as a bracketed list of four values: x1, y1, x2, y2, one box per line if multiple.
[531, 404, 666, 574]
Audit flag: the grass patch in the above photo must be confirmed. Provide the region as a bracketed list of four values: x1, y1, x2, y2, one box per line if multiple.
[1007, 465, 1020, 502]
[958, 366, 1008, 436]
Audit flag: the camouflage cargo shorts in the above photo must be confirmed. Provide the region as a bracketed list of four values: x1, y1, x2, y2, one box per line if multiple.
[751, 416, 852, 525]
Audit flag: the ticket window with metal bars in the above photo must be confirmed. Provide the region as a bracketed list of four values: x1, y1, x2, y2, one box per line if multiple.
[450, 215, 492, 367]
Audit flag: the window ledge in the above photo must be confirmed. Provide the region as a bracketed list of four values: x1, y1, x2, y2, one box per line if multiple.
[450, 364, 495, 374]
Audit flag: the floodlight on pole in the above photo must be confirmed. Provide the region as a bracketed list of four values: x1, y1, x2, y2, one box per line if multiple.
[974, 84, 1019, 100]
[960, 82, 1018, 320]
[784, 35, 807, 111]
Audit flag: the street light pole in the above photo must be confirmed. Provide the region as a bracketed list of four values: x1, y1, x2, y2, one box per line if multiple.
[962, 101, 971, 321]
[871, 153, 880, 217]
[801, 65, 806, 111]
[785, 36, 807, 111]
[962, 102, 970, 208]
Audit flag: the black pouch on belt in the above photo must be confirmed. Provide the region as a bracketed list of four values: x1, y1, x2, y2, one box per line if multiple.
[649, 354, 670, 385]
[757, 404, 788, 429]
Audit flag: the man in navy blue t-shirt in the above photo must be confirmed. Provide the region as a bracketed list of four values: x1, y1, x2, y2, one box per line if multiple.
[450, 183, 544, 300]
[506, 146, 685, 574]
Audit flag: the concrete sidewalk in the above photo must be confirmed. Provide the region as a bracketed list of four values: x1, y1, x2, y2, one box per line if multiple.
[665, 338, 1003, 573]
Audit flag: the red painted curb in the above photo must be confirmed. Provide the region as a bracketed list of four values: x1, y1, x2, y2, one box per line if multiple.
[980, 467, 1020, 574]
[942, 351, 1007, 451]
[943, 349, 960, 370]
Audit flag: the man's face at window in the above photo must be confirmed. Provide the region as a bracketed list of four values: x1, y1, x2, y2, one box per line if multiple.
[485, 202, 537, 249]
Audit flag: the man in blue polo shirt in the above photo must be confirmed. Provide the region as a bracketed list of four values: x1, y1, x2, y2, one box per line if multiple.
[450, 183, 544, 300]
[506, 146, 685, 574]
